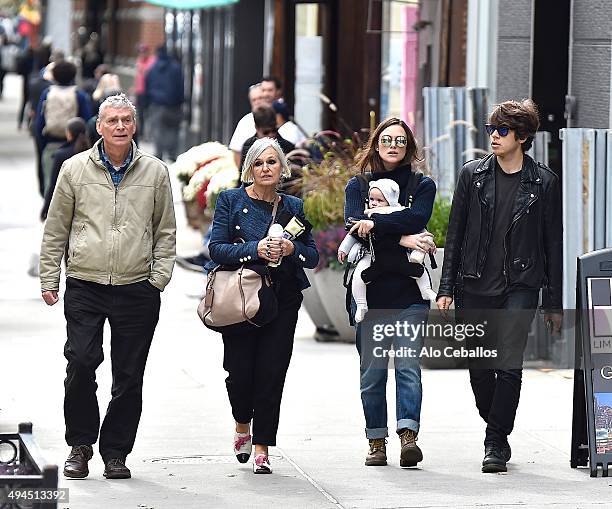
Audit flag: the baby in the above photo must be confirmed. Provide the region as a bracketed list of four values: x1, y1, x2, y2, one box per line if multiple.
[338, 178, 437, 323]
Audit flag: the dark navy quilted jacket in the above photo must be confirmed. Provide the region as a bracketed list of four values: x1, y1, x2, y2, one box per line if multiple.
[206, 186, 319, 290]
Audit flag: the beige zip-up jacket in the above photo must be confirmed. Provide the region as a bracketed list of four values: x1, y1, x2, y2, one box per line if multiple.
[40, 140, 176, 291]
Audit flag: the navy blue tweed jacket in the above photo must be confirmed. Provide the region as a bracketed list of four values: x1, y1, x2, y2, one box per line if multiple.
[205, 186, 319, 290]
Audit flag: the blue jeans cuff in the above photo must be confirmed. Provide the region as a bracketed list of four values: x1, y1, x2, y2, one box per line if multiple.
[397, 419, 419, 434]
[365, 427, 388, 439]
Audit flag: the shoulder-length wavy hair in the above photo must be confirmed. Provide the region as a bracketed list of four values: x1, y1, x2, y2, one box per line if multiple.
[354, 117, 422, 173]
[240, 137, 292, 184]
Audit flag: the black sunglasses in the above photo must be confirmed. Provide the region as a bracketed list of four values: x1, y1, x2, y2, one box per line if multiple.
[485, 124, 510, 137]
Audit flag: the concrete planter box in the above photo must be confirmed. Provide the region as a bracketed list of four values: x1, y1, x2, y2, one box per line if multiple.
[308, 268, 355, 343]
[303, 271, 340, 342]
[423, 248, 466, 368]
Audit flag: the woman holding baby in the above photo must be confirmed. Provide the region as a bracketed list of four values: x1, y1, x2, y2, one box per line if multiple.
[341, 117, 437, 468]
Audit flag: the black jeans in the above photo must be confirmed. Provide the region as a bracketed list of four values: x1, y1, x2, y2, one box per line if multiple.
[221, 280, 302, 446]
[63, 277, 160, 462]
[461, 289, 539, 447]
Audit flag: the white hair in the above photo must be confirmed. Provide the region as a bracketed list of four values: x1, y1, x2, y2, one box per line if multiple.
[241, 138, 291, 184]
[98, 93, 137, 121]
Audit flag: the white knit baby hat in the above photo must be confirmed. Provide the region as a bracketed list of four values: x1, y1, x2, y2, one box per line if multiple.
[369, 178, 400, 207]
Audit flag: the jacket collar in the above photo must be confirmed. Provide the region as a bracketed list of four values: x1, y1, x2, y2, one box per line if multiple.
[90, 139, 142, 172]
[474, 153, 542, 184]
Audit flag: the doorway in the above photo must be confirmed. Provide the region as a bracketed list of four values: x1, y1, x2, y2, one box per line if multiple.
[532, 0, 571, 178]
[285, 1, 335, 136]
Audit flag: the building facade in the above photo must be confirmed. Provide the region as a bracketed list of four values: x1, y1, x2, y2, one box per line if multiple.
[467, 0, 612, 173]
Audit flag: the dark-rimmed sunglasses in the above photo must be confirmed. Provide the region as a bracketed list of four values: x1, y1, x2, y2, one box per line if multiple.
[485, 124, 510, 137]
[380, 135, 408, 148]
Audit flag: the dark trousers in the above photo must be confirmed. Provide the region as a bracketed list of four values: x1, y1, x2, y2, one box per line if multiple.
[221, 281, 302, 446]
[462, 289, 539, 447]
[136, 93, 148, 139]
[63, 277, 160, 462]
[150, 104, 182, 161]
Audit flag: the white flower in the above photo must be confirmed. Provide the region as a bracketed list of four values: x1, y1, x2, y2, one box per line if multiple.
[180, 145, 239, 202]
[171, 141, 233, 181]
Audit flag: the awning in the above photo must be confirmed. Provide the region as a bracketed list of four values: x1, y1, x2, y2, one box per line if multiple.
[144, 0, 238, 9]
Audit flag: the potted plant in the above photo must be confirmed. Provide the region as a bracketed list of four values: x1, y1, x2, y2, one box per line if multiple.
[299, 133, 361, 342]
[172, 142, 239, 232]
[426, 196, 451, 295]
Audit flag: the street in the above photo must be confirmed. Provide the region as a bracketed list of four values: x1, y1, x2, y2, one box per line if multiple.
[0, 74, 609, 508]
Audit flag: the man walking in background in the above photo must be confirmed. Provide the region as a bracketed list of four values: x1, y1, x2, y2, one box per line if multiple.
[144, 46, 184, 162]
[39, 93, 176, 480]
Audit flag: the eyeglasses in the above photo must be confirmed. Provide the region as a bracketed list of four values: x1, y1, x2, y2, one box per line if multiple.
[380, 135, 408, 148]
[485, 124, 510, 137]
[260, 128, 277, 137]
[104, 117, 134, 127]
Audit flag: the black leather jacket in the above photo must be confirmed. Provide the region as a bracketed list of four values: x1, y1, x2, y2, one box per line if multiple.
[438, 154, 562, 310]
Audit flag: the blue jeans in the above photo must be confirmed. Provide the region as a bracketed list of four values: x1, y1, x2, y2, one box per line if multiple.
[355, 303, 429, 439]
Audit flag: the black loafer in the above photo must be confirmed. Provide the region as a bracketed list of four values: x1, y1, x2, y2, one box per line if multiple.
[103, 458, 131, 479]
[64, 445, 93, 479]
[482, 444, 507, 473]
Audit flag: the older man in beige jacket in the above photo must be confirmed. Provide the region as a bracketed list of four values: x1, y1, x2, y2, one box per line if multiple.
[40, 93, 176, 480]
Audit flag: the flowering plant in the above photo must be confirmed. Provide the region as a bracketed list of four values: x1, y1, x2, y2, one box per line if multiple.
[295, 131, 361, 270]
[313, 225, 347, 272]
[171, 142, 239, 215]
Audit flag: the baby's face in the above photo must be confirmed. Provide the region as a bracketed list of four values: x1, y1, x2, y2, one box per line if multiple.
[368, 188, 389, 208]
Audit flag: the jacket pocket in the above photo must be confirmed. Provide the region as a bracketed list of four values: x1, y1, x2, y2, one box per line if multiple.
[116, 225, 153, 276]
[70, 224, 87, 262]
[512, 257, 532, 272]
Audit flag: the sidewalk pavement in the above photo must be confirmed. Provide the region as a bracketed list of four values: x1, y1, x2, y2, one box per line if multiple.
[0, 74, 609, 509]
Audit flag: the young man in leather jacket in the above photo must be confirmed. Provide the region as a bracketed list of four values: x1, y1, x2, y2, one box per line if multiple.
[436, 99, 562, 473]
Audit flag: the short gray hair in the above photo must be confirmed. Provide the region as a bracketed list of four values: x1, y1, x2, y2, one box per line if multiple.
[241, 138, 291, 184]
[98, 93, 137, 121]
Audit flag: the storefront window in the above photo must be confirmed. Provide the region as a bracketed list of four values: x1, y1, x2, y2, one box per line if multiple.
[380, 0, 419, 130]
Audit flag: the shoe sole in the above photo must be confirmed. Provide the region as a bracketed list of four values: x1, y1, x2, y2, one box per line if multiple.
[365, 459, 387, 466]
[103, 472, 131, 479]
[236, 453, 250, 464]
[482, 463, 507, 473]
[63, 469, 88, 479]
[400, 448, 423, 468]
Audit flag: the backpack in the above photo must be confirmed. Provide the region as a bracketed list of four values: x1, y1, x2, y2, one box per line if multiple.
[43, 85, 78, 138]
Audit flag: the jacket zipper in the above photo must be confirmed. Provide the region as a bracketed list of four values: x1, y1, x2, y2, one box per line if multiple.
[502, 194, 538, 287]
[92, 151, 140, 284]
[475, 192, 489, 278]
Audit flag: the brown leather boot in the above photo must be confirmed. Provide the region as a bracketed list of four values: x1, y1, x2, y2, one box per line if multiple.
[63, 445, 93, 478]
[365, 438, 387, 466]
[399, 429, 423, 467]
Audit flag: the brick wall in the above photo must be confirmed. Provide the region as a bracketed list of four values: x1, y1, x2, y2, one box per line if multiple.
[113, 0, 165, 61]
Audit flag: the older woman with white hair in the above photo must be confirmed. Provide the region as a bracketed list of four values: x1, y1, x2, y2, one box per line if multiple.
[206, 137, 319, 474]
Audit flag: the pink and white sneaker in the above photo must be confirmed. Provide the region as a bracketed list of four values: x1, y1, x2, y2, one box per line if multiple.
[233, 432, 252, 463]
[253, 454, 272, 474]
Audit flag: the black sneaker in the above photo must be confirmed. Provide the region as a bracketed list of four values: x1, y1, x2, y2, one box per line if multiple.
[482, 444, 507, 473]
[176, 252, 210, 272]
[103, 458, 131, 479]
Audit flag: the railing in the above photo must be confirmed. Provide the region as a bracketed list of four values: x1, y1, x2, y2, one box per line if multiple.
[422, 87, 489, 198]
[560, 128, 612, 309]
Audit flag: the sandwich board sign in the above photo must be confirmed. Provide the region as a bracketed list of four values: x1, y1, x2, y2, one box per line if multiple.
[571, 248, 612, 477]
